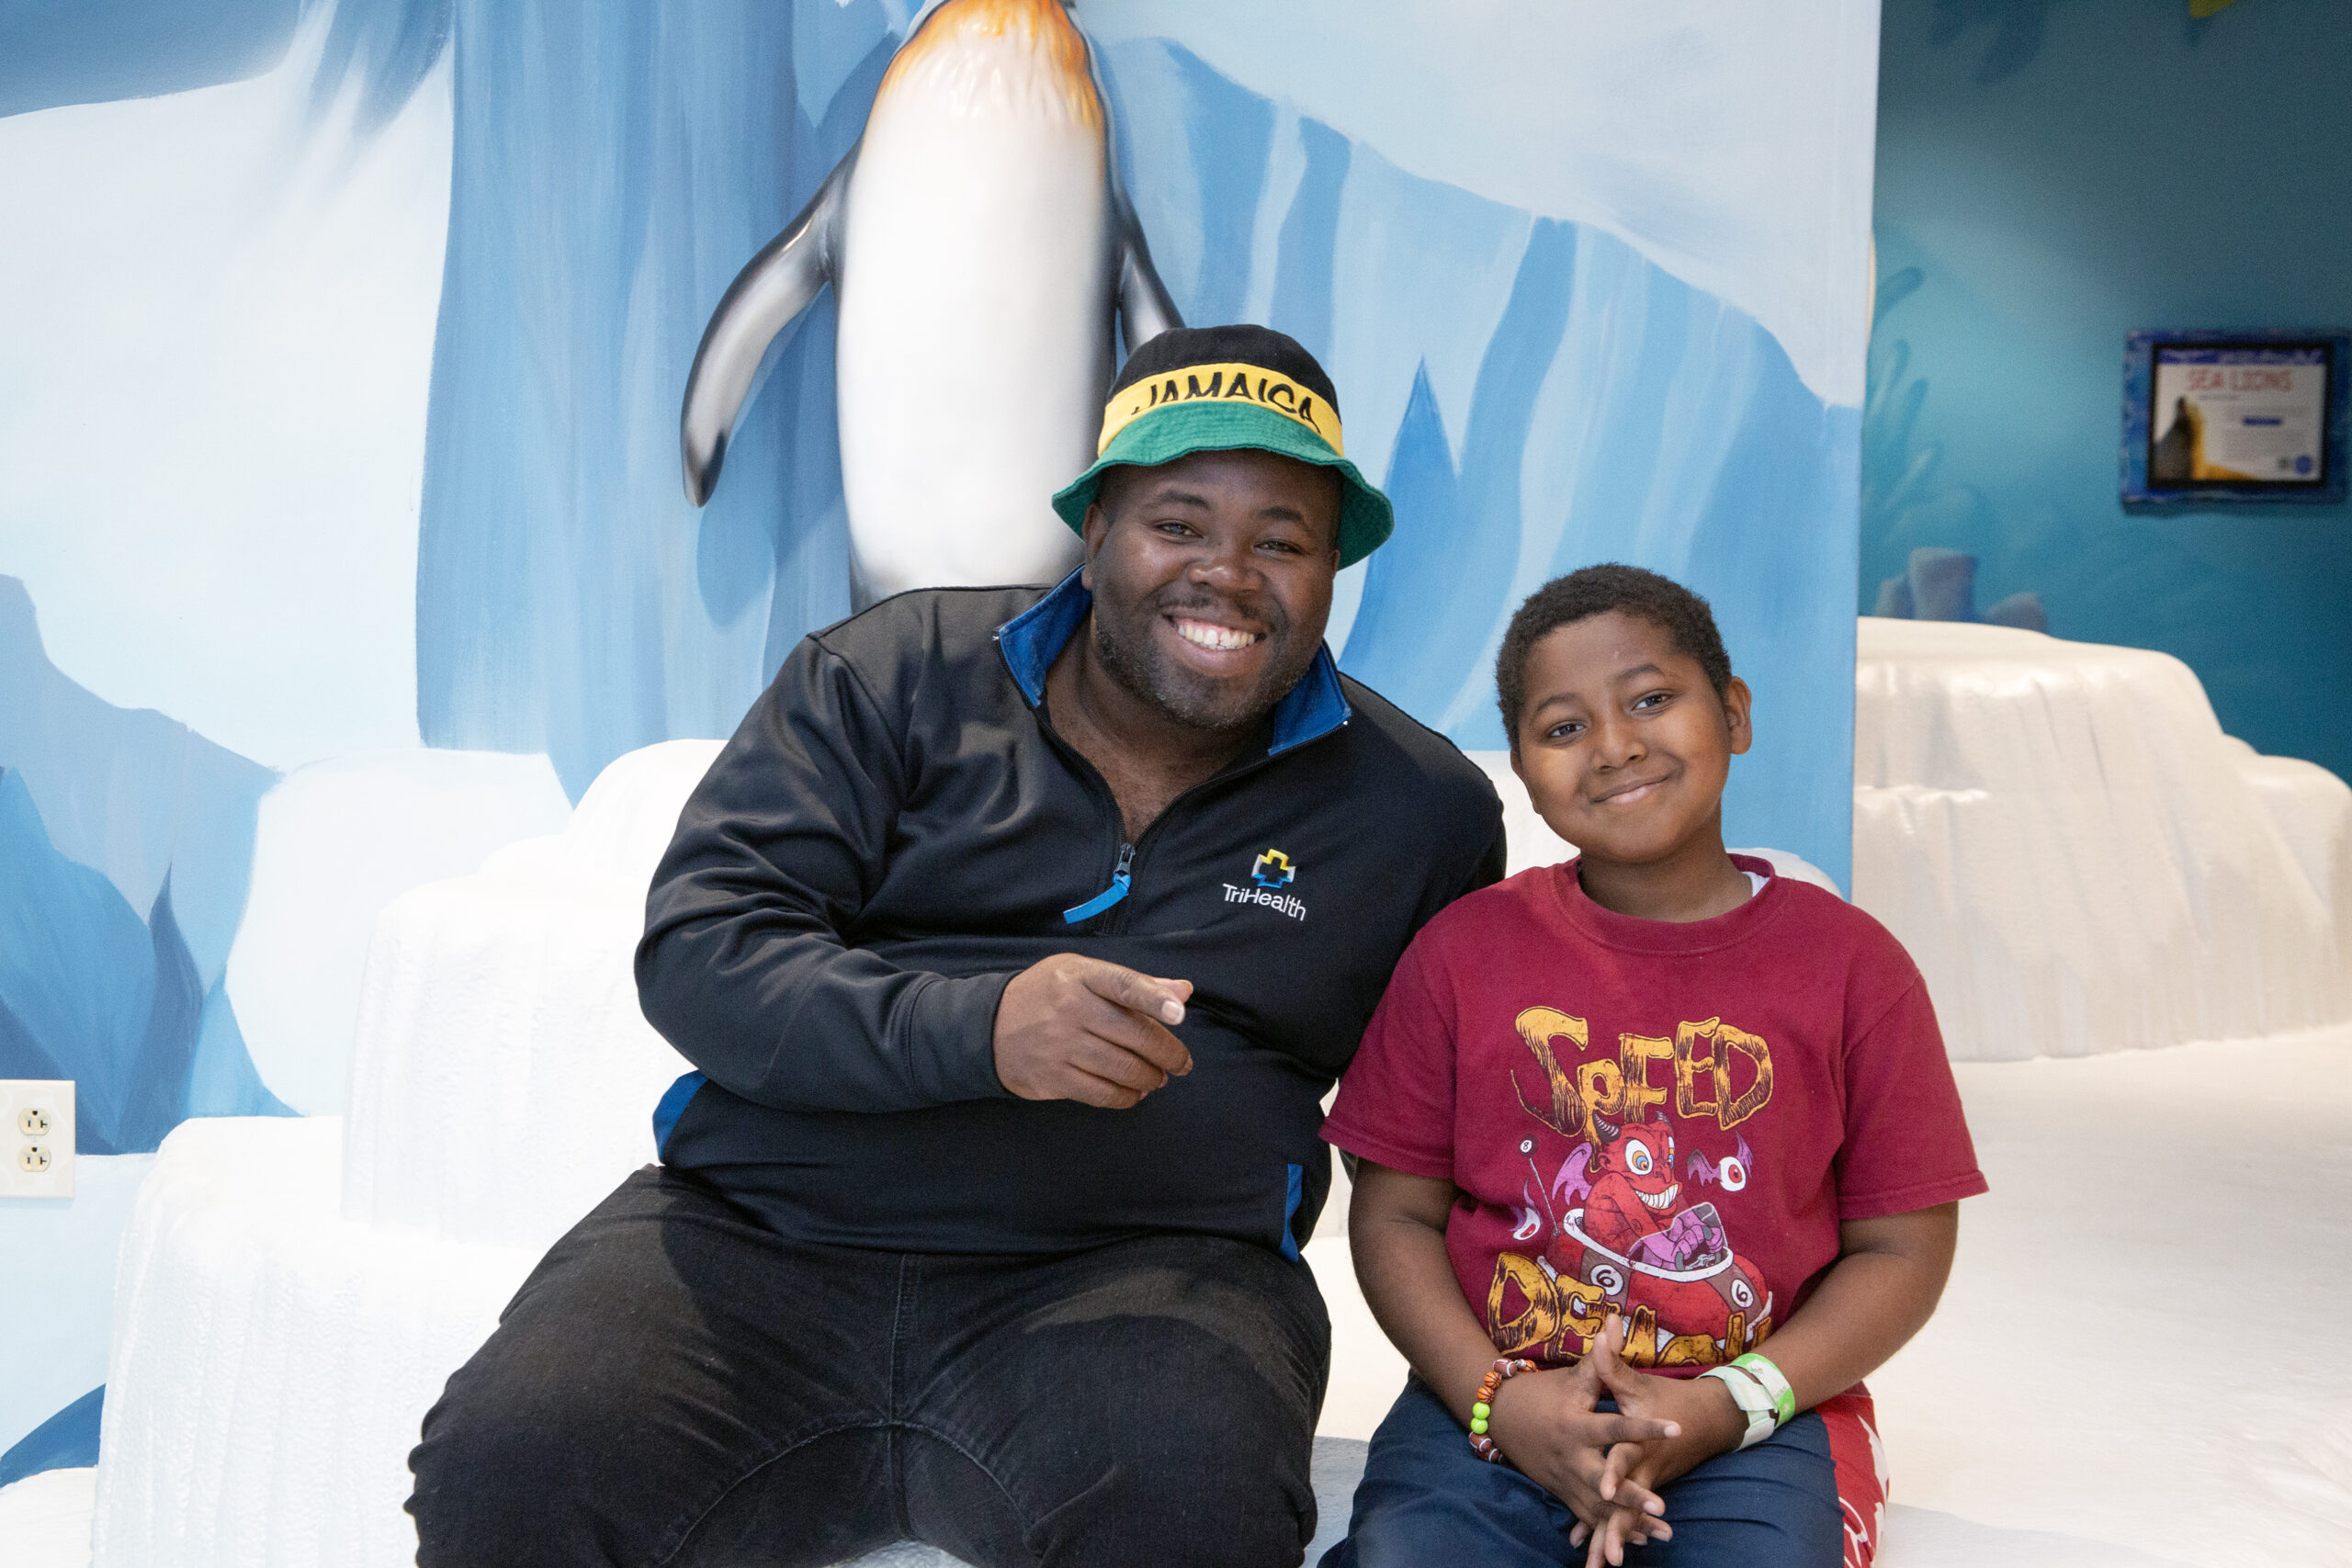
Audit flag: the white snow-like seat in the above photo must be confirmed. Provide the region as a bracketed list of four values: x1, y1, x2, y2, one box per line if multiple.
[1853, 617, 2350, 1059]
[340, 740, 720, 1252]
[81, 1113, 1367, 1568]
[91, 1118, 535, 1568]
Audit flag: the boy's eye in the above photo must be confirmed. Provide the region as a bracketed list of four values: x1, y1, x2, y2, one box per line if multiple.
[1633, 691, 1671, 710]
[1544, 720, 1585, 740]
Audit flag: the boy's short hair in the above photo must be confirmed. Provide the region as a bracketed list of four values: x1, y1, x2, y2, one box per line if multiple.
[1496, 564, 1735, 739]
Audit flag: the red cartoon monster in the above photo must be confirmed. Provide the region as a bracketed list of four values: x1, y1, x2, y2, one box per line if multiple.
[1577, 1112, 1679, 1256]
[1542, 1113, 1773, 1361]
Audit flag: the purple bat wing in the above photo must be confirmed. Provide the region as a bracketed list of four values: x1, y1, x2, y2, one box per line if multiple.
[1553, 1145, 1593, 1207]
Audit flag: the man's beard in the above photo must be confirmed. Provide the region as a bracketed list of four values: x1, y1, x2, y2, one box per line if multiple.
[1089, 583, 1321, 735]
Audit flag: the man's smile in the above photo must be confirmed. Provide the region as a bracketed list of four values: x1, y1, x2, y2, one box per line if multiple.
[1169, 615, 1267, 656]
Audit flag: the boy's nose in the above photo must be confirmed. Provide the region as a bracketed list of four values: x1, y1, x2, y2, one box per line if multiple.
[1592, 717, 1645, 768]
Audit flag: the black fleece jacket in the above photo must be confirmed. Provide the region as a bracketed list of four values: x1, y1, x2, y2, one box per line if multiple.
[637, 573, 1505, 1257]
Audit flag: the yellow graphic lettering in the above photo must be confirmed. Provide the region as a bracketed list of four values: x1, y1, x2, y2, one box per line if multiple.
[1716, 1022, 1773, 1128]
[1658, 1333, 1717, 1368]
[1674, 1018, 1721, 1120]
[1487, 1252, 1561, 1357]
[1619, 1305, 1661, 1368]
[1616, 1033, 1672, 1122]
[1511, 1008, 1589, 1139]
[1557, 1272, 1609, 1357]
[1577, 1058, 1624, 1135]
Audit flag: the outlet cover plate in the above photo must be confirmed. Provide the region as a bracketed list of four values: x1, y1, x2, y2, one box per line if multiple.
[2, 1079, 75, 1199]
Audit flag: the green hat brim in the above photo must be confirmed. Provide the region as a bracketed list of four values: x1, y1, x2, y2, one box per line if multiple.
[1051, 400, 1395, 570]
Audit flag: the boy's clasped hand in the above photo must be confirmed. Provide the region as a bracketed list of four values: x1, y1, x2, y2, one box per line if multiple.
[1486, 1314, 1747, 1567]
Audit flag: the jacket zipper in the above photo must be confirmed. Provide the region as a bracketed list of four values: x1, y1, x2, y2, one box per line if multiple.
[1062, 840, 1135, 925]
[1036, 694, 1349, 934]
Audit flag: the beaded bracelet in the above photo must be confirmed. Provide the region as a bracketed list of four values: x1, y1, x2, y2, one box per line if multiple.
[1465, 1357, 1540, 1462]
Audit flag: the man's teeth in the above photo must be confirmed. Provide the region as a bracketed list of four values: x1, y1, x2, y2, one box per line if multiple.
[1174, 619, 1262, 652]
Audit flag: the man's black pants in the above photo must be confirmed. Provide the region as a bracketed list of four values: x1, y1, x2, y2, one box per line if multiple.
[407, 1167, 1331, 1567]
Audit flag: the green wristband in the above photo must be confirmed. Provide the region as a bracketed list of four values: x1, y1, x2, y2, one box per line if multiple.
[1731, 1352, 1797, 1425]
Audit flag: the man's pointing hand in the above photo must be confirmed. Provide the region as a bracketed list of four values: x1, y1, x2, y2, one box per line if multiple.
[993, 953, 1195, 1109]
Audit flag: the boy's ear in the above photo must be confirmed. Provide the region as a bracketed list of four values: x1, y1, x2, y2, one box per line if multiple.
[1722, 675, 1754, 756]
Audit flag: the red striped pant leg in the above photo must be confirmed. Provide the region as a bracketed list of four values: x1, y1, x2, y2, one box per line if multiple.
[1815, 1390, 1888, 1568]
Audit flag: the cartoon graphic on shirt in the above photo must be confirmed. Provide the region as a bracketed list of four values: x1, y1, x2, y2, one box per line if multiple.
[1489, 1008, 1776, 1367]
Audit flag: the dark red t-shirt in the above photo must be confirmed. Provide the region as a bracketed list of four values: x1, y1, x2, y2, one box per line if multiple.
[1323, 856, 1986, 1376]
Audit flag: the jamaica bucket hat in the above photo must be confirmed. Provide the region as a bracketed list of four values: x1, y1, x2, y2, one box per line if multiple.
[1051, 324, 1395, 569]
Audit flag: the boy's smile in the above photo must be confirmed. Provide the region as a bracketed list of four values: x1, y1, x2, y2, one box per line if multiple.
[1510, 610, 1753, 915]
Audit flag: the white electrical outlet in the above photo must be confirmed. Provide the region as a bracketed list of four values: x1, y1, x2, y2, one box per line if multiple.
[1, 1079, 74, 1199]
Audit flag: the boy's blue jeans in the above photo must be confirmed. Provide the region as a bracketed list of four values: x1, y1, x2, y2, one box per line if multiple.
[1320, 1376, 1844, 1568]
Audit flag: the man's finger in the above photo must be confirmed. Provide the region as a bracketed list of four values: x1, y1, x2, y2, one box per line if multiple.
[1079, 959, 1194, 1031]
[1069, 1035, 1170, 1095]
[1057, 1064, 1147, 1110]
[1078, 991, 1193, 1077]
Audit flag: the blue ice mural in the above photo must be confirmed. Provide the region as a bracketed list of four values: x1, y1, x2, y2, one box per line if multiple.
[0, 578, 294, 1150]
[415, 6, 1862, 884]
[416, 3, 872, 797]
[0, 0, 451, 1473]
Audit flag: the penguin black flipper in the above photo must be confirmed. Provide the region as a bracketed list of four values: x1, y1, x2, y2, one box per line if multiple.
[681, 155, 853, 506]
[1114, 203, 1182, 355]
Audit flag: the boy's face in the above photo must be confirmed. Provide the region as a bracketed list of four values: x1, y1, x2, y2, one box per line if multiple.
[1510, 611, 1752, 868]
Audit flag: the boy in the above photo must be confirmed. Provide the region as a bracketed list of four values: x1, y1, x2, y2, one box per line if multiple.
[1318, 565, 1984, 1567]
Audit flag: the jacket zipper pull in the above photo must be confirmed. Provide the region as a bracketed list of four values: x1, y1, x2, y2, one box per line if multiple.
[1062, 842, 1135, 925]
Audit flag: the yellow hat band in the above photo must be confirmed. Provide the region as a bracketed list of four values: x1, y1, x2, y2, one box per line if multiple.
[1095, 362, 1345, 457]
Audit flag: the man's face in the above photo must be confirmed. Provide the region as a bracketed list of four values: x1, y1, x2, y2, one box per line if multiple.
[1080, 448, 1342, 734]
[1509, 611, 1752, 868]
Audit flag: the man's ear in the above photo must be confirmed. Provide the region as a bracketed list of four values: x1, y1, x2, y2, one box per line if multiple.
[1080, 502, 1110, 587]
[1722, 675, 1755, 756]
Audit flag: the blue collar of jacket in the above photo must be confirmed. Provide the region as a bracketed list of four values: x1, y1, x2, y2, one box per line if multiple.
[995, 570, 1351, 758]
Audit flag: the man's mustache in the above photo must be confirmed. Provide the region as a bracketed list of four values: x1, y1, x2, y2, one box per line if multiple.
[1147, 589, 1289, 637]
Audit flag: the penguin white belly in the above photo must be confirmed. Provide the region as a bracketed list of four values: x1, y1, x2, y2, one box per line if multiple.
[834, 22, 1113, 600]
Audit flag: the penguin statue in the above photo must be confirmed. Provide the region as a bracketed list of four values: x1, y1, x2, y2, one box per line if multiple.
[681, 0, 1183, 602]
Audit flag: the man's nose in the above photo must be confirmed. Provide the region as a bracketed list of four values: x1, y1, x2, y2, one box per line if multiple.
[1187, 536, 1261, 592]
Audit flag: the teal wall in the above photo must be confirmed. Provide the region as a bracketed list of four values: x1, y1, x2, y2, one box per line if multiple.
[1869, 0, 2352, 781]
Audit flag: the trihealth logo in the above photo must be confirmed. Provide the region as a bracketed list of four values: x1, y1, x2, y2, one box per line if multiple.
[1228, 849, 1305, 921]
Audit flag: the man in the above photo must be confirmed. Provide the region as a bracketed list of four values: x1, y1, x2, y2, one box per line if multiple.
[408, 325, 1505, 1567]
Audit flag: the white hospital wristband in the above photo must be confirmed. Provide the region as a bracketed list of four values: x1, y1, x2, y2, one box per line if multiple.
[1699, 1364, 1781, 1450]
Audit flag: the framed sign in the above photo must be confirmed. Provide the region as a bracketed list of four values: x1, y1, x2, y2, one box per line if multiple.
[2122, 330, 2348, 505]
